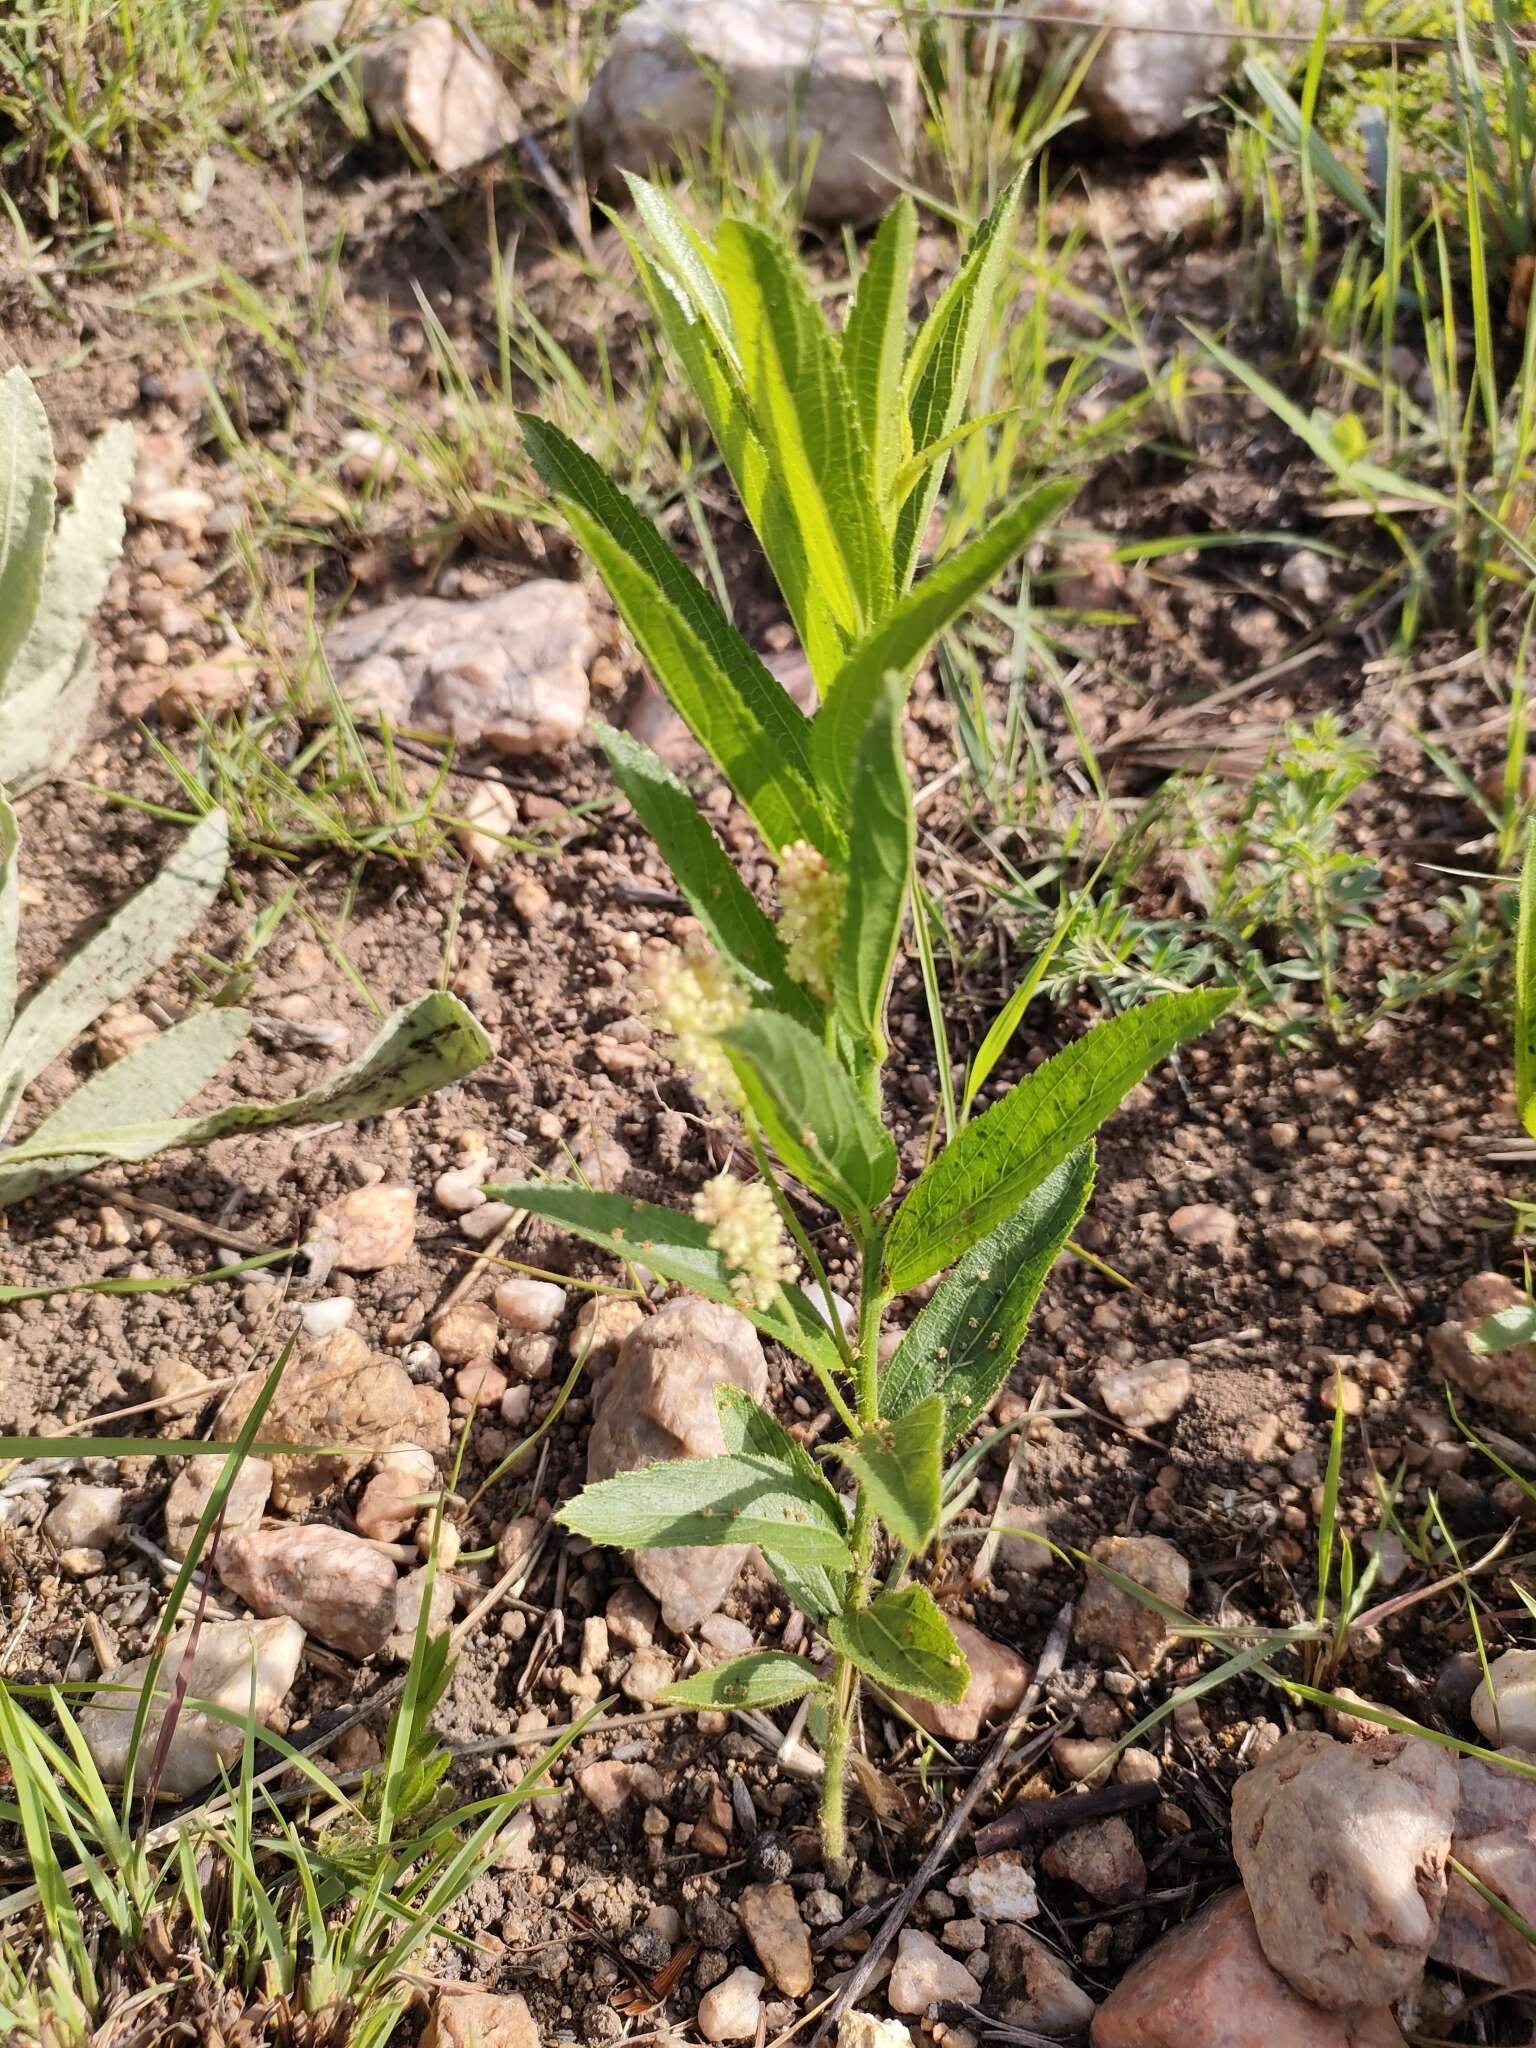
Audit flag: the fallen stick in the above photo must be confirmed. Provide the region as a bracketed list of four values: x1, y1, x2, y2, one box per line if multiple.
[972, 1776, 1159, 1857]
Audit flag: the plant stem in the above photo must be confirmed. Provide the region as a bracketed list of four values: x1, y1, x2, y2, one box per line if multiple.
[821, 1228, 889, 1876]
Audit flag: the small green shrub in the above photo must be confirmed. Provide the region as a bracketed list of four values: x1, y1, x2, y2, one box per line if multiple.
[0, 365, 134, 792]
[492, 180, 1230, 1866]
[0, 800, 491, 1208]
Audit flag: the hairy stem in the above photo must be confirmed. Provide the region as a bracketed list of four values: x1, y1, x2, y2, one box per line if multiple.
[822, 1662, 854, 1880]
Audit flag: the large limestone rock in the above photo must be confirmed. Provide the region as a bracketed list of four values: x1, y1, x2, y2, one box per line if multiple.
[361, 18, 518, 173]
[327, 583, 596, 756]
[1428, 1271, 1536, 1426]
[1230, 1729, 1459, 2009]
[219, 1525, 399, 1659]
[219, 1329, 426, 1510]
[580, 0, 918, 225]
[79, 1617, 305, 1798]
[1016, 0, 1318, 147]
[895, 1615, 1028, 1743]
[586, 1295, 768, 1631]
[1090, 1889, 1407, 2048]
[1431, 1750, 1536, 1988]
[1471, 1647, 1536, 1749]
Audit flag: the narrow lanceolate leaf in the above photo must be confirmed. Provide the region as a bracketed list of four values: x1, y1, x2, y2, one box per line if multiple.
[7, 419, 133, 695]
[813, 479, 1076, 809]
[0, 367, 56, 686]
[1517, 827, 1536, 1139]
[1470, 1303, 1536, 1354]
[597, 724, 820, 1030]
[663, 1652, 823, 1711]
[0, 807, 229, 1130]
[842, 196, 917, 514]
[0, 993, 491, 1204]
[0, 642, 99, 794]
[559, 1452, 855, 1569]
[827, 1584, 970, 1703]
[482, 1183, 846, 1382]
[835, 679, 912, 1081]
[521, 415, 836, 858]
[882, 1148, 1095, 1444]
[722, 1011, 896, 1228]
[838, 1394, 944, 1553]
[894, 175, 1024, 589]
[624, 174, 737, 368]
[885, 990, 1231, 1292]
[0, 1007, 252, 1208]
[627, 242, 846, 691]
[717, 1385, 849, 1622]
[714, 219, 890, 633]
[0, 790, 18, 1051]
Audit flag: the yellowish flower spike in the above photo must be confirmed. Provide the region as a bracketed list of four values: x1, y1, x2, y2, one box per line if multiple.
[777, 841, 844, 1000]
[638, 935, 749, 1112]
[692, 1172, 798, 1311]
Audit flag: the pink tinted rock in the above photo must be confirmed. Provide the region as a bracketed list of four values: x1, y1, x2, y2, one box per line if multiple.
[1230, 1728, 1458, 2008]
[586, 1295, 768, 1631]
[1074, 1535, 1190, 1674]
[896, 1616, 1028, 1743]
[309, 1182, 416, 1270]
[1090, 1889, 1407, 2048]
[219, 1524, 398, 1659]
[1427, 1271, 1536, 1426]
[1041, 1817, 1146, 1904]
[1430, 1750, 1536, 1988]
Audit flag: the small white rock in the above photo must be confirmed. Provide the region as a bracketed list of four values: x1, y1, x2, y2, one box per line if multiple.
[888, 1929, 982, 2015]
[950, 1852, 1040, 1924]
[697, 1966, 765, 2043]
[494, 1276, 567, 1332]
[44, 1484, 125, 1555]
[435, 1166, 488, 1214]
[300, 1296, 356, 1338]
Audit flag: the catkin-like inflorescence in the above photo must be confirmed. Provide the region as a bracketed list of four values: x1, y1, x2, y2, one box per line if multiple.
[777, 841, 844, 1000]
[692, 1172, 798, 1311]
[639, 935, 749, 1112]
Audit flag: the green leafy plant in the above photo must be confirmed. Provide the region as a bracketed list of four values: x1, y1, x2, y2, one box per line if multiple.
[0, 364, 134, 791]
[490, 179, 1231, 1868]
[0, 797, 491, 1209]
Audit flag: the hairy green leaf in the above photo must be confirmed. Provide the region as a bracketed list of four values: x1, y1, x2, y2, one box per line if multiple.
[7, 420, 133, 698]
[717, 1385, 849, 1621]
[0, 790, 17, 1052]
[0, 807, 230, 1130]
[882, 1149, 1095, 1443]
[842, 196, 916, 513]
[715, 219, 889, 634]
[663, 1652, 823, 1711]
[522, 415, 835, 857]
[0, 992, 490, 1204]
[722, 1010, 896, 1226]
[482, 1183, 846, 1380]
[0, 367, 55, 686]
[838, 1394, 944, 1552]
[835, 678, 912, 1080]
[813, 479, 1076, 808]
[558, 1452, 855, 1568]
[885, 991, 1231, 1291]
[827, 1584, 970, 1703]
[894, 177, 1023, 588]
[1470, 1303, 1536, 1354]
[596, 724, 819, 1030]
[0, 1007, 252, 1208]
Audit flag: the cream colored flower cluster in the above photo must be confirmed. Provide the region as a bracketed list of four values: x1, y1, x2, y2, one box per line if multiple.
[692, 1171, 798, 1311]
[777, 840, 844, 999]
[639, 935, 749, 1112]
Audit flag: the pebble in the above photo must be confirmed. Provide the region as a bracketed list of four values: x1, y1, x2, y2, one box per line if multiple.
[80, 1617, 304, 1796]
[1471, 1648, 1536, 1749]
[697, 1966, 765, 2042]
[355, 1448, 437, 1543]
[300, 1296, 356, 1337]
[422, 1990, 540, 2048]
[1231, 1728, 1458, 2007]
[1431, 1750, 1536, 1988]
[463, 1201, 517, 1244]
[577, 1759, 663, 1818]
[164, 1455, 272, 1558]
[571, 1294, 646, 1362]
[431, 1301, 499, 1365]
[456, 1361, 508, 1408]
[44, 1484, 125, 1554]
[94, 1004, 159, 1065]
[836, 2016, 911, 2048]
[739, 1882, 814, 1996]
[456, 781, 520, 869]
[887, 1930, 981, 2014]
[1428, 1272, 1536, 1427]
[1040, 1818, 1146, 1903]
[1073, 1534, 1191, 1673]
[949, 1852, 1039, 1923]
[748, 1832, 793, 1884]
[621, 1643, 677, 1703]
[309, 1183, 416, 1271]
[435, 1166, 488, 1213]
[219, 1525, 398, 1659]
[700, 1613, 755, 1658]
[1167, 1203, 1238, 1255]
[896, 1616, 1028, 1743]
[607, 1581, 660, 1648]
[495, 1277, 567, 1331]
[1091, 1888, 1406, 2048]
[986, 1924, 1096, 2036]
[1095, 1357, 1192, 1429]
